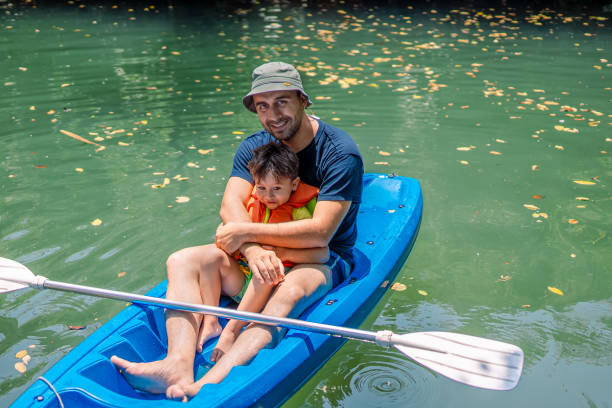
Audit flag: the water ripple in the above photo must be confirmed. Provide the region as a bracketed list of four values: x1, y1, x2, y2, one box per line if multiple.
[333, 347, 440, 407]
[16, 247, 61, 264]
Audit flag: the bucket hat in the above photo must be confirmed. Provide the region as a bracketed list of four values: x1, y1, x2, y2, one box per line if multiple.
[243, 62, 312, 113]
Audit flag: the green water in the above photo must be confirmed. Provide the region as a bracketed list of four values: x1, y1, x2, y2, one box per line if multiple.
[1, 1, 611, 407]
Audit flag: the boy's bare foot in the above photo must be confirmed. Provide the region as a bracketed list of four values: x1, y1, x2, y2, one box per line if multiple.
[110, 355, 193, 399]
[210, 328, 238, 362]
[197, 317, 223, 353]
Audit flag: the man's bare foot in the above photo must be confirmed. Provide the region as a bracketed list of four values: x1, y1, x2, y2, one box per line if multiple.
[197, 318, 223, 353]
[210, 328, 238, 362]
[110, 355, 193, 399]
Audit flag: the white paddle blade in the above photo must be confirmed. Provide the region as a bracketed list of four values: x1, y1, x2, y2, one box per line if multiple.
[393, 331, 523, 391]
[0, 257, 35, 293]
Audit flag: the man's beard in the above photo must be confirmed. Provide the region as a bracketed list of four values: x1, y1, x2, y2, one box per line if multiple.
[266, 114, 302, 142]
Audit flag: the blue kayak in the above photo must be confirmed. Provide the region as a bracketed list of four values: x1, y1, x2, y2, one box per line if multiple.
[12, 173, 423, 408]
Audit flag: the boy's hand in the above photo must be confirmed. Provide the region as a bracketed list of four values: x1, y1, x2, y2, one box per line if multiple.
[243, 245, 285, 285]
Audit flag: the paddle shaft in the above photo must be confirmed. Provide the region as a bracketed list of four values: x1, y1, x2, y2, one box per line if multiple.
[35, 276, 385, 344]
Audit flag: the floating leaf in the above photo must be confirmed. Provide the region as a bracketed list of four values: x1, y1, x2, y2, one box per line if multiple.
[15, 350, 27, 359]
[417, 289, 428, 296]
[523, 204, 539, 211]
[187, 162, 199, 168]
[547, 286, 564, 295]
[568, 219, 579, 224]
[22, 355, 31, 365]
[573, 180, 596, 185]
[575, 197, 590, 201]
[532, 194, 544, 199]
[91, 218, 102, 226]
[75, 168, 84, 172]
[489, 151, 502, 155]
[68, 325, 86, 330]
[176, 196, 190, 203]
[378, 150, 391, 156]
[117, 272, 127, 278]
[497, 275, 512, 282]
[14, 362, 27, 374]
[118, 141, 130, 146]
[198, 149, 214, 155]
[390, 282, 406, 291]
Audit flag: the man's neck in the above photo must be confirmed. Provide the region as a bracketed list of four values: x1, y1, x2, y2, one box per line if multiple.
[283, 115, 318, 153]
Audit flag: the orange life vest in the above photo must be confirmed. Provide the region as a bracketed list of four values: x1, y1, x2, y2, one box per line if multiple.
[246, 182, 319, 224]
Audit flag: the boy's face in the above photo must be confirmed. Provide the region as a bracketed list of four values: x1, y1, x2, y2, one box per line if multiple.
[253, 173, 299, 210]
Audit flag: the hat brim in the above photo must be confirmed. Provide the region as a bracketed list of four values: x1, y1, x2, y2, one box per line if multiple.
[243, 84, 313, 113]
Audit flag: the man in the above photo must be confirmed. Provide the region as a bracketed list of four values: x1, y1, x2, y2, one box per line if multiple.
[110, 62, 363, 401]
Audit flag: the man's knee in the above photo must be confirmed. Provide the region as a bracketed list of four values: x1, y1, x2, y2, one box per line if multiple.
[166, 245, 221, 279]
[273, 283, 307, 310]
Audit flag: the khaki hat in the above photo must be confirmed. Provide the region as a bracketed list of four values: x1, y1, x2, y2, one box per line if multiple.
[243, 62, 313, 113]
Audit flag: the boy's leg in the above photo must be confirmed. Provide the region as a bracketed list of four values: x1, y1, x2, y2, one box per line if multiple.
[183, 263, 332, 397]
[196, 247, 245, 352]
[211, 275, 276, 361]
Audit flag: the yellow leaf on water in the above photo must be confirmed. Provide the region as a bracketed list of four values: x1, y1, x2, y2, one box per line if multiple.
[14, 362, 27, 374]
[490, 150, 502, 155]
[547, 286, 564, 295]
[187, 162, 199, 168]
[91, 219, 102, 226]
[573, 180, 596, 185]
[523, 204, 539, 211]
[75, 168, 84, 172]
[575, 197, 590, 201]
[390, 282, 406, 291]
[176, 196, 190, 203]
[15, 350, 27, 359]
[117, 271, 127, 278]
[378, 150, 391, 156]
[568, 218, 579, 224]
[118, 141, 130, 146]
[418, 290, 428, 296]
[222, 111, 234, 116]
[456, 146, 473, 151]
[198, 149, 214, 155]
[22, 355, 31, 365]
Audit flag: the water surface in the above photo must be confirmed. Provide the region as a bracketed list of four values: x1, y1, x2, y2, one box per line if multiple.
[1, 1, 611, 407]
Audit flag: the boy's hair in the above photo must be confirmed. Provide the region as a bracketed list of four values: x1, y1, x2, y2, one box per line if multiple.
[248, 142, 299, 182]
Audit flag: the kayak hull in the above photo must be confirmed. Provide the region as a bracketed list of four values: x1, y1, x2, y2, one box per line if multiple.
[11, 173, 423, 408]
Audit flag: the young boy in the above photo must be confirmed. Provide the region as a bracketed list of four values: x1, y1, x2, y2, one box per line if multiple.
[208, 142, 329, 361]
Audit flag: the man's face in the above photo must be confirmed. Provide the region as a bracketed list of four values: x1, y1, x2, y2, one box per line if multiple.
[252, 91, 305, 142]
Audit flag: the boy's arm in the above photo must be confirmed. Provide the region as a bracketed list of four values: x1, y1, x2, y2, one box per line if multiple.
[267, 246, 329, 265]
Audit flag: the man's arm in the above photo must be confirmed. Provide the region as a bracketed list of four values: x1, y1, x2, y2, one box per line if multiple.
[215, 200, 351, 254]
[219, 176, 253, 223]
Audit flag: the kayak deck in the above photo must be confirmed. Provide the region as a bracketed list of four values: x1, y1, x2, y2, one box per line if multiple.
[12, 173, 423, 408]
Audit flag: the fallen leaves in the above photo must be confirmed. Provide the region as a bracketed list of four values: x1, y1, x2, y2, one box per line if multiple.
[175, 196, 190, 203]
[90, 219, 102, 226]
[547, 286, 564, 296]
[573, 180, 596, 185]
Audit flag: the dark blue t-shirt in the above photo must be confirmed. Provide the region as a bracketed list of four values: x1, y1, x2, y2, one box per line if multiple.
[230, 118, 363, 267]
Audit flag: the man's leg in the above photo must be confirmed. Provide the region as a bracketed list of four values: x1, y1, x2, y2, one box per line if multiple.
[110, 244, 244, 400]
[183, 263, 333, 397]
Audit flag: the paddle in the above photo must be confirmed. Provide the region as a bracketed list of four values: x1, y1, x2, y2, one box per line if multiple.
[0, 256, 523, 391]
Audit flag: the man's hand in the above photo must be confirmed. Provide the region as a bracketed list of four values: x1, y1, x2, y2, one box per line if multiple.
[215, 222, 251, 254]
[242, 245, 285, 285]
